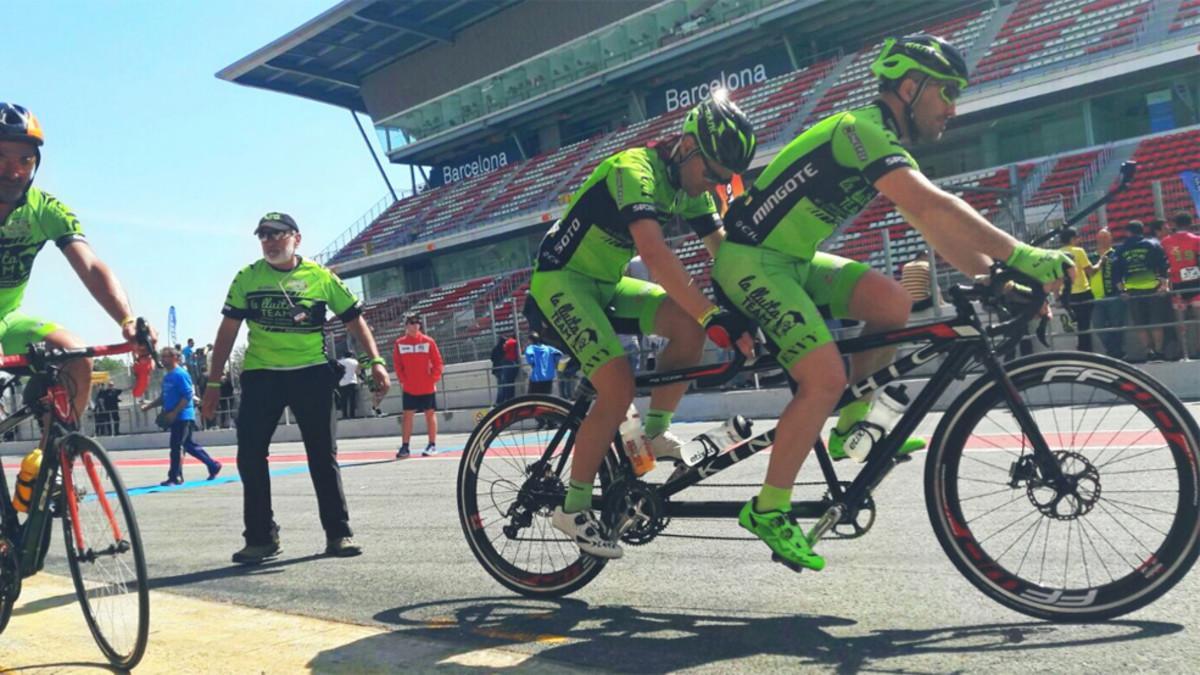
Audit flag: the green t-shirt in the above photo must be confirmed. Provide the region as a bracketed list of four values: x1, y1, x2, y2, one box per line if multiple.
[222, 257, 361, 371]
[534, 145, 719, 283]
[724, 102, 918, 261]
[0, 187, 87, 318]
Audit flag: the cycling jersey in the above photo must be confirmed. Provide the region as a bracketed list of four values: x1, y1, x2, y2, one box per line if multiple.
[1113, 236, 1168, 291]
[723, 102, 917, 261]
[1162, 231, 1200, 286]
[222, 257, 361, 371]
[0, 187, 86, 318]
[534, 145, 719, 283]
[713, 103, 914, 367]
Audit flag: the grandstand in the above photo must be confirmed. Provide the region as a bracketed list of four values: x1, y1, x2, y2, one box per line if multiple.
[220, 0, 1200, 364]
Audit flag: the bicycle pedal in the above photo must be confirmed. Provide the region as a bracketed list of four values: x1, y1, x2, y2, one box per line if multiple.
[770, 553, 805, 573]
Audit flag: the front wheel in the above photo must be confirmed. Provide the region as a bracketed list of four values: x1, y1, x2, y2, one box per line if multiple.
[926, 352, 1200, 622]
[457, 395, 618, 597]
[59, 433, 150, 668]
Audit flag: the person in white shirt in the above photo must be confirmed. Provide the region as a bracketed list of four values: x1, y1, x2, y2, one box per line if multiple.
[337, 351, 361, 419]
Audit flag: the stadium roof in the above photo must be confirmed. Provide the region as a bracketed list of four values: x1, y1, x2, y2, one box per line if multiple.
[216, 0, 521, 112]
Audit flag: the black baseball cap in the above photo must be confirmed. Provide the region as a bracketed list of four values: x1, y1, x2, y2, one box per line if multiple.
[256, 212, 299, 234]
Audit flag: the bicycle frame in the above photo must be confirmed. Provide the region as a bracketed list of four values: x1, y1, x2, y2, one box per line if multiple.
[538, 286, 1058, 527]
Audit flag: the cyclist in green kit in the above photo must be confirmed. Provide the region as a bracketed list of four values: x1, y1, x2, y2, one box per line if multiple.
[712, 35, 1074, 570]
[529, 92, 757, 559]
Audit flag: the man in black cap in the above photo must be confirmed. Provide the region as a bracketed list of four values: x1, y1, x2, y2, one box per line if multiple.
[202, 211, 391, 564]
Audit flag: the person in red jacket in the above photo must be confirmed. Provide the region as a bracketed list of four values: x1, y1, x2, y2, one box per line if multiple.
[392, 314, 444, 458]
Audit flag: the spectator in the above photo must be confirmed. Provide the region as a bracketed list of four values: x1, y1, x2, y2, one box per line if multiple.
[392, 314, 443, 458]
[1090, 228, 1127, 359]
[336, 350, 361, 419]
[524, 331, 563, 395]
[1162, 211, 1200, 359]
[489, 336, 508, 402]
[201, 211, 391, 564]
[97, 382, 122, 436]
[900, 250, 935, 312]
[141, 346, 221, 486]
[217, 373, 235, 428]
[92, 387, 109, 435]
[182, 337, 197, 381]
[194, 346, 208, 391]
[494, 333, 519, 404]
[1058, 228, 1097, 352]
[1114, 220, 1171, 361]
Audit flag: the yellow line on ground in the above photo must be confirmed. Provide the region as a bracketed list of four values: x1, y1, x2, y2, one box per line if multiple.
[0, 574, 564, 673]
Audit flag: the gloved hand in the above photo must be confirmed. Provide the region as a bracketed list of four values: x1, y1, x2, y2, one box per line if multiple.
[703, 309, 754, 351]
[1006, 243, 1074, 285]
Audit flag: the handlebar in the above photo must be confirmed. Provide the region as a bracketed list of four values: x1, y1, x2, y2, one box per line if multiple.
[0, 317, 158, 372]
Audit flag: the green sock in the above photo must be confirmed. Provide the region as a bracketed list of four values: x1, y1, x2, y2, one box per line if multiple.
[563, 479, 594, 513]
[644, 409, 673, 438]
[755, 484, 793, 514]
[836, 399, 872, 434]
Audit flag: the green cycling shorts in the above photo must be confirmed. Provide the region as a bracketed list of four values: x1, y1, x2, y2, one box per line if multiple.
[528, 269, 666, 377]
[712, 241, 869, 369]
[0, 312, 61, 357]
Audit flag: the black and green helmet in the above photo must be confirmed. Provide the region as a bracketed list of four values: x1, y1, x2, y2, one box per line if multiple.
[681, 91, 757, 174]
[870, 34, 969, 90]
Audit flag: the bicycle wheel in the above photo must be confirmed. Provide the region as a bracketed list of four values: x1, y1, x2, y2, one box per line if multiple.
[59, 433, 149, 668]
[926, 352, 1200, 621]
[458, 395, 616, 597]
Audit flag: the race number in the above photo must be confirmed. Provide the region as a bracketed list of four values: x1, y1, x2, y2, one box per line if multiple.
[1180, 266, 1200, 282]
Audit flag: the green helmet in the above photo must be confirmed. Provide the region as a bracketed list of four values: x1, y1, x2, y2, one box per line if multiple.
[870, 34, 969, 90]
[681, 90, 757, 174]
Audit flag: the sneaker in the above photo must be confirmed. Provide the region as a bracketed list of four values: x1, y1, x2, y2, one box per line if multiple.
[827, 426, 926, 462]
[395, 444, 410, 459]
[422, 444, 437, 457]
[159, 477, 183, 487]
[551, 507, 623, 559]
[231, 541, 281, 565]
[738, 498, 824, 571]
[325, 536, 363, 557]
[648, 431, 708, 466]
[207, 462, 223, 481]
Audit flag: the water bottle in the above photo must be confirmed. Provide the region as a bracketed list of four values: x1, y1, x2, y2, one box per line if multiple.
[683, 415, 754, 465]
[12, 448, 42, 513]
[619, 404, 655, 476]
[843, 385, 910, 463]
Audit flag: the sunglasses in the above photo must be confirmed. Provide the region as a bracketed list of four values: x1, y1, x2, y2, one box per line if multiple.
[256, 230, 294, 241]
[681, 148, 733, 184]
[938, 81, 962, 105]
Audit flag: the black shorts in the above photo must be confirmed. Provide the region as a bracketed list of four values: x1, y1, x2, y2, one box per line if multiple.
[402, 392, 437, 411]
[1175, 281, 1200, 304]
[1125, 289, 1171, 326]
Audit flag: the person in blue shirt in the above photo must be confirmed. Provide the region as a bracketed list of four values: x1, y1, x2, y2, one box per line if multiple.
[142, 346, 221, 486]
[524, 331, 563, 395]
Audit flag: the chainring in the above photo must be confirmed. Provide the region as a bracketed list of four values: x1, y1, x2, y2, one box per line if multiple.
[604, 478, 669, 546]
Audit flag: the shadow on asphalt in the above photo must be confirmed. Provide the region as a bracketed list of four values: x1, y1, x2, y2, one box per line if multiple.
[308, 596, 1183, 671]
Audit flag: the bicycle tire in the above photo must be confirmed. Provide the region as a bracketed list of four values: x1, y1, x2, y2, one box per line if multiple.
[0, 535, 18, 634]
[458, 395, 617, 597]
[926, 352, 1200, 622]
[59, 433, 150, 668]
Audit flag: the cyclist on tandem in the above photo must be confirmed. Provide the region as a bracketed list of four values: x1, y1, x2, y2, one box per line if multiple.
[712, 34, 1073, 571]
[0, 103, 154, 417]
[527, 95, 758, 558]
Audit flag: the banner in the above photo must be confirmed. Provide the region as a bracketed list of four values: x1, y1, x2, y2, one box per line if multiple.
[645, 47, 793, 117]
[427, 136, 522, 188]
[1182, 170, 1200, 217]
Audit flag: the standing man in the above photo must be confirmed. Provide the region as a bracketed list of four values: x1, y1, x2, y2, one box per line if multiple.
[1058, 228, 1097, 352]
[182, 338, 196, 380]
[524, 331, 563, 395]
[142, 346, 221, 485]
[495, 333, 519, 404]
[392, 315, 443, 458]
[1162, 211, 1200, 359]
[336, 350, 361, 419]
[201, 212, 391, 564]
[0, 103, 155, 419]
[1090, 227, 1127, 359]
[1114, 220, 1170, 361]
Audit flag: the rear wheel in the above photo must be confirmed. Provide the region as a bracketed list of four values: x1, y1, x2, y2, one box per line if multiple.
[457, 395, 618, 597]
[59, 433, 149, 668]
[926, 353, 1200, 621]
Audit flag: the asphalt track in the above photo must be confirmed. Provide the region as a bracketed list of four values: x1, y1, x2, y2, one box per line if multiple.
[1, 405, 1200, 673]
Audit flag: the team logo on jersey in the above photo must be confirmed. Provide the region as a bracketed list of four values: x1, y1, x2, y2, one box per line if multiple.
[773, 310, 807, 334]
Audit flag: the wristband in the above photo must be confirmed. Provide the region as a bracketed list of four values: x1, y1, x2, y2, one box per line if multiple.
[120, 316, 136, 328]
[698, 306, 719, 327]
[369, 356, 386, 367]
[206, 381, 222, 389]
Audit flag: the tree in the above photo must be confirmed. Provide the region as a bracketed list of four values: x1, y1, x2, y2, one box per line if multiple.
[93, 356, 129, 382]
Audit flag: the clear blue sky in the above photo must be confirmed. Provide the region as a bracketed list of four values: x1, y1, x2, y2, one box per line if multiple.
[9, 2, 411, 349]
